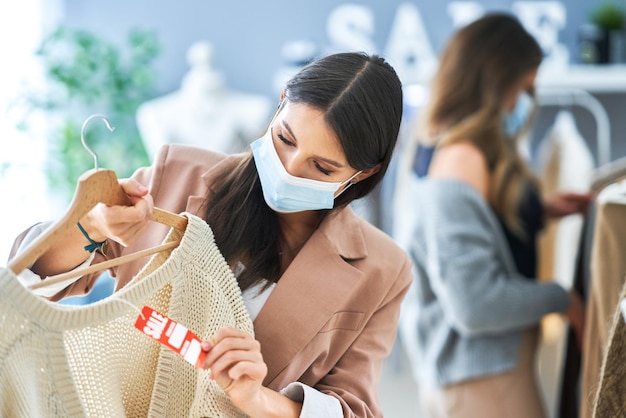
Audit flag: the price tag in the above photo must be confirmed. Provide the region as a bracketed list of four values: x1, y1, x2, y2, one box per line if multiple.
[134, 305, 206, 368]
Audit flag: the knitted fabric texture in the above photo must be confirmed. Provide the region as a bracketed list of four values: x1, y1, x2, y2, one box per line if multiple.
[592, 279, 626, 417]
[0, 213, 253, 417]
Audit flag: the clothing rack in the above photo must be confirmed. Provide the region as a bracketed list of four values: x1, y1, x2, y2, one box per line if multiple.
[536, 86, 611, 167]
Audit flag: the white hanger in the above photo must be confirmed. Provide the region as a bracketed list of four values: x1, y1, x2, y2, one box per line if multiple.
[8, 114, 188, 288]
[591, 156, 626, 193]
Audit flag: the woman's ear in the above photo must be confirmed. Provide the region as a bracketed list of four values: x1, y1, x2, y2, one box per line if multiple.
[279, 90, 286, 104]
[354, 164, 381, 183]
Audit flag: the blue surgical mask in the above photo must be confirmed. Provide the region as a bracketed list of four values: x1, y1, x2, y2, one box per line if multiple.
[250, 129, 361, 213]
[503, 91, 534, 138]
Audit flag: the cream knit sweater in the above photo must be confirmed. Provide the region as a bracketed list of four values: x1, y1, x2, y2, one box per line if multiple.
[592, 280, 626, 417]
[0, 213, 253, 417]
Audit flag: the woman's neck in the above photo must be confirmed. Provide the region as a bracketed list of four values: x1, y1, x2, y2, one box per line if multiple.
[277, 210, 324, 252]
[276, 210, 325, 274]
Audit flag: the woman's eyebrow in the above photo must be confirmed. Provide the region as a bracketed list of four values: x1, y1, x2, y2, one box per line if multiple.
[282, 120, 345, 168]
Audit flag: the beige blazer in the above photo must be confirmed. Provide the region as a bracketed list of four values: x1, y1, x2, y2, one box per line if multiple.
[12, 144, 413, 417]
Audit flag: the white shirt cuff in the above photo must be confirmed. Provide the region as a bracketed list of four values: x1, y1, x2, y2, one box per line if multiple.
[17, 253, 96, 298]
[280, 382, 343, 418]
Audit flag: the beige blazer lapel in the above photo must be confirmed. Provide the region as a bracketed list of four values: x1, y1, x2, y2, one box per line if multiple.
[186, 195, 207, 216]
[254, 208, 368, 387]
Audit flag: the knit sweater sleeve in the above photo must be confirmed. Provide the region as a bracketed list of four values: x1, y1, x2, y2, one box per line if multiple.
[411, 179, 569, 336]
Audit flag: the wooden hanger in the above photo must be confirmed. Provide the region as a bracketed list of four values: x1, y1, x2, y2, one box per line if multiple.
[8, 114, 188, 289]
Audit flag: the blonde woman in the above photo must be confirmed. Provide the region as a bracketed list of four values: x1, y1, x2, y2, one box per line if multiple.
[399, 13, 589, 418]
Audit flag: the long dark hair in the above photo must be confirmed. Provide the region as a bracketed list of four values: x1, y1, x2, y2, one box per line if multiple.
[205, 52, 403, 291]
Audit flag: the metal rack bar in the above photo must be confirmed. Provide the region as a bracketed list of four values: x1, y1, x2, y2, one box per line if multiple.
[536, 86, 611, 167]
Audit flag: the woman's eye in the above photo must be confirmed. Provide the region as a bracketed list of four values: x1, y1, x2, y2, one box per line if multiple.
[277, 133, 294, 146]
[315, 162, 332, 176]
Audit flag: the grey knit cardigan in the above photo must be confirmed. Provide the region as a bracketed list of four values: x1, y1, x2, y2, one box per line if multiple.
[399, 178, 569, 387]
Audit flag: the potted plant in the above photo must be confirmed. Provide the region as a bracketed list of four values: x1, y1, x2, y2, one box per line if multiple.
[16, 26, 161, 202]
[589, 1, 626, 63]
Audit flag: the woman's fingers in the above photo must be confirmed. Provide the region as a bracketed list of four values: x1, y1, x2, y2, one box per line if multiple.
[227, 360, 268, 383]
[202, 328, 261, 371]
[87, 179, 154, 246]
[200, 328, 267, 394]
[119, 178, 149, 198]
[545, 190, 594, 218]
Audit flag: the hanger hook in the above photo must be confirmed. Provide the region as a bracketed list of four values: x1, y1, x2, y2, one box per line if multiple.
[81, 114, 115, 170]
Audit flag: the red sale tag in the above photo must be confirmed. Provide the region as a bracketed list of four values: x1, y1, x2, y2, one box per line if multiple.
[134, 305, 206, 368]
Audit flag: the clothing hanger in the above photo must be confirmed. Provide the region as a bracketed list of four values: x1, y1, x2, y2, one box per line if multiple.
[591, 156, 626, 193]
[8, 114, 189, 288]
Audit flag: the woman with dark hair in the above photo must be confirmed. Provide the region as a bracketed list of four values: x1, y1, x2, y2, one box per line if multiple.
[11, 52, 411, 417]
[398, 13, 588, 418]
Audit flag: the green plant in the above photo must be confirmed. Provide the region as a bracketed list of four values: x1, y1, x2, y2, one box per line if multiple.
[590, 1, 626, 30]
[17, 26, 161, 202]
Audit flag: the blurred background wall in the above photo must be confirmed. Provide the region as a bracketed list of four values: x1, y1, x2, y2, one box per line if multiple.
[60, 0, 588, 96]
[57, 0, 625, 159]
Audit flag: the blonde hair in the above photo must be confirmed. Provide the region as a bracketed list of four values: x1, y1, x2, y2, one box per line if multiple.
[419, 13, 543, 237]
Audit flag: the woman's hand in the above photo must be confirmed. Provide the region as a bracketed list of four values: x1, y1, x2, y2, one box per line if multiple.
[200, 327, 268, 412]
[81, 178, 154, 247]
[200, 328, 302, 417]
[543, 191, 593, 219]
[30, 178, 153, 278]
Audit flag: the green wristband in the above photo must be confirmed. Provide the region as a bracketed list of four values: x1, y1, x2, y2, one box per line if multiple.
[77, 222, 107, 253]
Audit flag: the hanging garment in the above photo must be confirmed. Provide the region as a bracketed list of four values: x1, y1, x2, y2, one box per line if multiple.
[0, 213, 253, 418]
[536, 110, 594, 287]
[592, 280, 626, 417]
[558, 208, 592, 418]
[580, 182, 626, 418]
[533, 110, 594, 418]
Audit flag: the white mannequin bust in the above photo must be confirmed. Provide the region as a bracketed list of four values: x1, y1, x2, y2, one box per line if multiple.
[136, 41, 271, 159]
